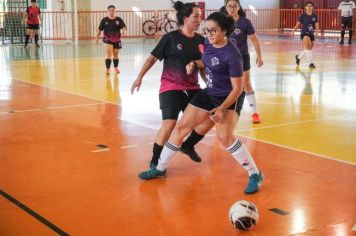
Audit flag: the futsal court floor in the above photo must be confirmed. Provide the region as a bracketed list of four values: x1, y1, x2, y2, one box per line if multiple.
[0, 35, 355, 236]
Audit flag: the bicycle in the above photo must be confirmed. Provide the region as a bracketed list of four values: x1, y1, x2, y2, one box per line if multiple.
[142, 12, 178, 36]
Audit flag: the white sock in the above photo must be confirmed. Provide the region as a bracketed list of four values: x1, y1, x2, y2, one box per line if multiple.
[298, 50, 307, 60]
[306, 50, 313, 64]
[246, 91, 257, 114]
[156, 142, 180, 171]
[227, 139, 259, 176]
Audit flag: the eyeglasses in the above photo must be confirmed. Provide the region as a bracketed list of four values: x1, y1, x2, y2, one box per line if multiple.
[203, 27, 217, 36]
[226, 5, 239, 9]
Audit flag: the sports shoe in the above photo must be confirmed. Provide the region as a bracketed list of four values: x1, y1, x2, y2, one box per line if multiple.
[180, 146, 202, 162]
[339, 41, 344, 45]
[138, 168, 166, 180]
[252, 113, 261, 124]
[309, 63, 316, 69]
[114, 67, 120, 74]
[244, 171, 264, 194]
[106, 69, 110, 75]
[348, 41, 352, 45]
[295, 55, 300, 66]
[35, 44, 40, 48]
[149, 162, 157, 169]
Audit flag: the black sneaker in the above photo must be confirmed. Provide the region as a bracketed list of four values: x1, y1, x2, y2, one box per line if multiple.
[309, 63, 316, 69]
[348, 41, 352, 45]
[295, 55, 300, 66]
[180, 147, 202, 162]
[339, 41, 344, 45]
[35, 44, 40, 48]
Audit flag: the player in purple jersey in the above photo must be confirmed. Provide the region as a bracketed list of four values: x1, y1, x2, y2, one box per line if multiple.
[138, 12, 263, 195]
[96, 5, 127, 75]
[291, 1, 319, 69]
[224, 0, 264, 124]
[131, 1, 214, 169]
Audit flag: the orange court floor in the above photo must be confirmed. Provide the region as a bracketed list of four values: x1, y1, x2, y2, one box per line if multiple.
[0, 36, 355, 236]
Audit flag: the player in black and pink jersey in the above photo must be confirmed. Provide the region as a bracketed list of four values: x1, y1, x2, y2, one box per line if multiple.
[96, 5, 127, 75]
[23, 0, 41, 47]
[131, 1, 213, 169]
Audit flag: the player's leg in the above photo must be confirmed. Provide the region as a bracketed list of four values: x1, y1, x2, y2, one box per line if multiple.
[113, 41, 121, 73]
[105, 43, 113, 74]
[24, 28, 31, 47]
[340, 18, 346, 44]
[33, 27, 39, 47]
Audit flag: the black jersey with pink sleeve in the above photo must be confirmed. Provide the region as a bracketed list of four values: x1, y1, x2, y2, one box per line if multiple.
[151, 30, 205, 93]
[26, 6, 41, 24]
[98, 17, 126, 42]
[202, 39, 243, 97]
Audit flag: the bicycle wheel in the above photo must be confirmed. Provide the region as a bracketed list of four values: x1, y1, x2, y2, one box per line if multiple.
[142, 20, 157, 36]
[164, 20, 178, 34]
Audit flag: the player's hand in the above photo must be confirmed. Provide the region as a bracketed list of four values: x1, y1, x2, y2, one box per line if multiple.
[209, 107, 224, 123]
[256, 57, 263, 67]
[130, 78, 142, 94]
[186, 61, 195, 75]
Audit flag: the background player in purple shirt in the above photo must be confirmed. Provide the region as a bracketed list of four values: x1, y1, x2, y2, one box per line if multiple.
[224, 0, 264, 124]
[131, 1, 213, 169]
[96, 5, 127, 75]
[138, 12, 263, 195]
[292, 1, 319, 69]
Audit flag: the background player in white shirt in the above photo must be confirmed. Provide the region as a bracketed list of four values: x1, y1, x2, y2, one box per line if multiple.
[338, 0, 356, 44]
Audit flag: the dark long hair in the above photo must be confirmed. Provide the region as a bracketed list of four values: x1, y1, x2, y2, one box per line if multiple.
[223, 0, 246, 17]
[206, 12, 235, 36]
[174, 1, 199, 26]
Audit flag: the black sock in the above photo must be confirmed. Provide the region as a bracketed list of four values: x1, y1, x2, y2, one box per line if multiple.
[150, 143, 163, 166]
[25, 35, 30, 45]
[341, 31, 345, 41]
[349, 30, 353, 42]
[105, 59, 112, 69]
[113, 59, 119, 68]
[181, 130, 205, 149]
[34, 34, 39, 44]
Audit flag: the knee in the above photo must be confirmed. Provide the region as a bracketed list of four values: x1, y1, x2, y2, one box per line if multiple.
[173, 122, 191, 139]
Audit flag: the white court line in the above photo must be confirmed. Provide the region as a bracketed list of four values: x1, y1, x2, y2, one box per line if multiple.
[118, 117, 356, 166]
[121, 145, 139, 149]
[13, 78, 123, 106]
[12, 79, 355, 166]
[91, 149, 110, 153]
[0, 102, 105, 115]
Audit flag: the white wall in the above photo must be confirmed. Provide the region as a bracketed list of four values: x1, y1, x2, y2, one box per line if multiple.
[88, 0, 280, 11]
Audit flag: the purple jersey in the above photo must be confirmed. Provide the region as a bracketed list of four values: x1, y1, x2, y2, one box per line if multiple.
[299, 13, 318, 35]
[202, 39, 243, 97]
[229, 16, 255, 55]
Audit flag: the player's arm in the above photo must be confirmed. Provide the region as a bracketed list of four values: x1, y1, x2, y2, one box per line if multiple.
[291, 21, 301, 36]
[314, 22, 320, 38]
[209, 77, 242, 123]
[131, 55, 158, 94]
[249, 33, 263, 67]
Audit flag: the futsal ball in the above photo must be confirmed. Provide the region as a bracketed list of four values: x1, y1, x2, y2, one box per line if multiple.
[229, 200, 259, 230]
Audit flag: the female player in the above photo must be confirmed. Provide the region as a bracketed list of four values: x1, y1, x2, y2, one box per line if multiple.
[138, 12, 263, 195]
[96, 5, 127, 74]
[131, 1, 213, 168]
[224, 0, 264, 124]
[23, 0, 41, 47]
[292, 1, 319, 69]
